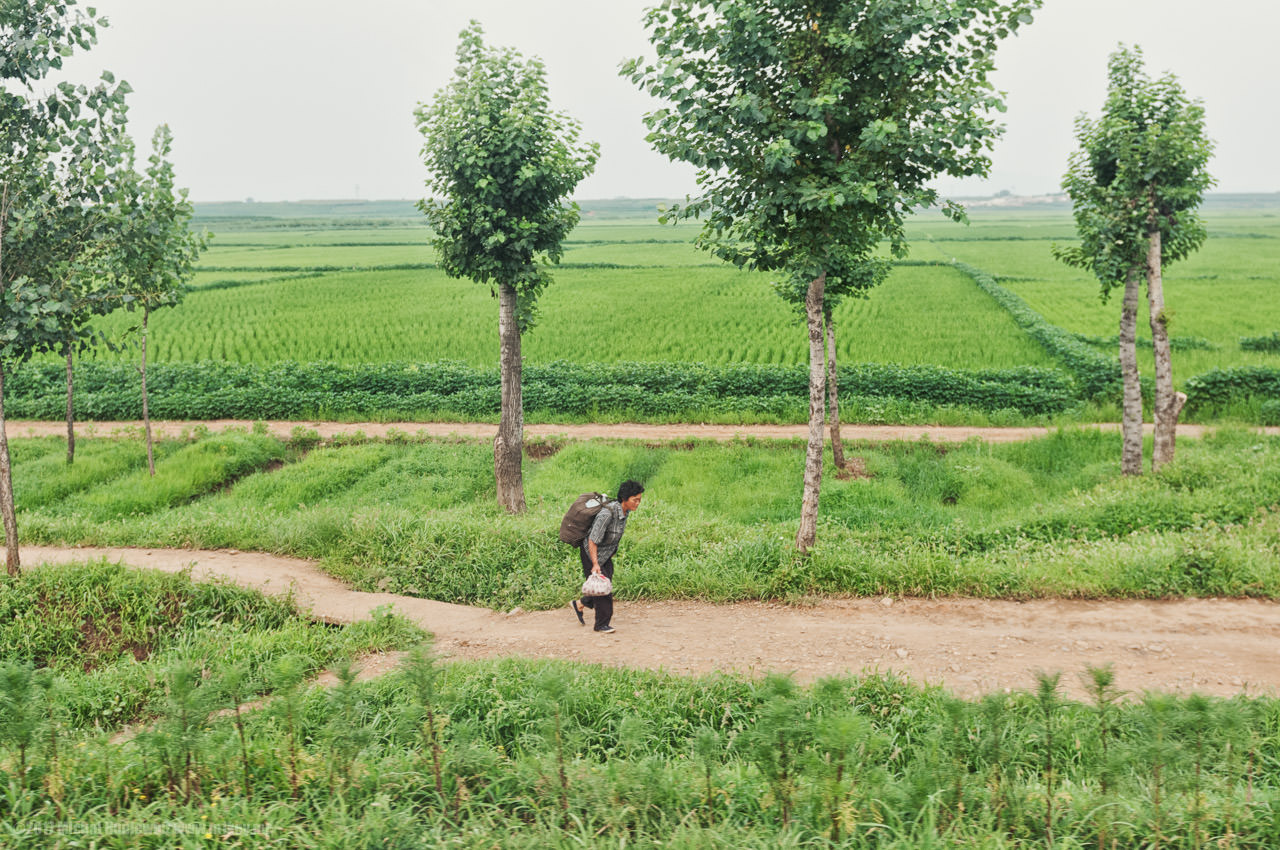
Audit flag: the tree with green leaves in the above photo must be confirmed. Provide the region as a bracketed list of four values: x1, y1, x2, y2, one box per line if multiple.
[40, 81, 134, 467]
[416, 22, 597, 513]
[112, 124, 207, 477]
[0, 0, 130, 574]
[1056, 45, 1213, 473]
[626, 0, 1041, 551]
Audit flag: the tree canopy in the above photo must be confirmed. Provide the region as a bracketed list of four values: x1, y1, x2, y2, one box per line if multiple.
[624, 0, 1042, 285]
[1055, 45, 1214, 299]
[416, 21, 598, 330]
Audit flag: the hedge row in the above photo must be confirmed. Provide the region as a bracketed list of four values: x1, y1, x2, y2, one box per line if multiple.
[4, 358, 1079, 420]
[1240, 331, 1280, 353]
[1073, 332, 1219, 352]
[954, 262, 1122, 401]
[1184, 366, 1280, 410]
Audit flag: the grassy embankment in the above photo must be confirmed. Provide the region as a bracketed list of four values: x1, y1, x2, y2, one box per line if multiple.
[9, 426, 1280, 610]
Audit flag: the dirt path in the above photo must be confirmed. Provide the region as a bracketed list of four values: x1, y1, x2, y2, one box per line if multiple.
[11, 419, 1280, 443]
[24, 546, 1280, 700]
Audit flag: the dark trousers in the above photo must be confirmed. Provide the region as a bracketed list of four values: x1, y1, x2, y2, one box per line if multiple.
[579, 547, 614, 630]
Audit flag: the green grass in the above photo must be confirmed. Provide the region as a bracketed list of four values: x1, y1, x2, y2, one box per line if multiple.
[0, 559, 425, 727]
[4, 647, 1280, 847]
[82, 262, 1059, 372]
[11, 428, 1280, 609]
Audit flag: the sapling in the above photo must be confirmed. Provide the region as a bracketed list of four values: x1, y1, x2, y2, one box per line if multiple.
[1034, 671, 1063, 847]
[0, 663, 39, 785]
[1180, 693, 1215, 850]
[160, 659, 214, 802]
[811, 711, 880, 843]
[1140, 692, 1183, 848]
[400, 644, 445, 801]
[267, 654, 308, 800]
[977, 693, 1010, 833]
[691, 726, 721, 825]
[745, 675, 805, 827]
[937, 696, 972, 829]
[1081, 665, 1125, 795]
[532, 668, 573, 827]
[218, 662, 255, 798]
[1081, 664, 1125, 850]
[323, 660, 371, 794]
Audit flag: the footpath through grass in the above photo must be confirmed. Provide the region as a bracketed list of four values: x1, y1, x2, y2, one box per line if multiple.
[8, 425, 1280, 610]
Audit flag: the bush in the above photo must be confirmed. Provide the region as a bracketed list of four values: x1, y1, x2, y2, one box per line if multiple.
[1184, 366, 1280, 411]
[1240, 331, 1280, 353]
[4, 358, 1080, 420]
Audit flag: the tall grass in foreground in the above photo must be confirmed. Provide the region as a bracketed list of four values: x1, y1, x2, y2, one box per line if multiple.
[2, 648, 1279, 848]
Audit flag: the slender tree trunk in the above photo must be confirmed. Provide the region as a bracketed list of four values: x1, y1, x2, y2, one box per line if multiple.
[494, 282, 526, 513]
[141, 306, 155, 477]
[0, 362, 20, 576]
[1146, 224, 1185, 471]
[824, 310, 845, 470]
[796, 272, 827, 553]
[0, 186, 18, 575]
[65, 346, 76, 465]
[0, 188, 14, 570]
[1118, 270, 1143, 476]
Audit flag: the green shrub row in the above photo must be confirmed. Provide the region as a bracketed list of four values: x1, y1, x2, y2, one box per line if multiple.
[1074, 332, 1219, 352]
[1240, 331, 1280, 353]
[1184, 366, 1280, 411]
[6, 358, 1079, 420]
[955, 262, 1122, 400]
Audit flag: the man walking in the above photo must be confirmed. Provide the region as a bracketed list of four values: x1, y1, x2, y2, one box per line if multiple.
[571, 480, 643, 634]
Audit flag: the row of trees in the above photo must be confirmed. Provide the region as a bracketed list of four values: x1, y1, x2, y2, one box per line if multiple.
[1056, 46, 1214, 476]
[419, 6, 1214, 552]
[1, 1, 205, 575]
[417, 2, 1045, 551]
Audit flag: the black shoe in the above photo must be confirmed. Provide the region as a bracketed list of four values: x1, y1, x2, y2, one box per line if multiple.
[594, 625, 616, 634]
[571, 600, 585, 625]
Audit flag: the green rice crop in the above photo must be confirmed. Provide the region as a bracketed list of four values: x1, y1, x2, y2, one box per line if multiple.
[81, 263, 1057, 371]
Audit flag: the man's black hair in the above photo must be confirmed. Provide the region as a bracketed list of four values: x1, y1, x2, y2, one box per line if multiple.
[617, 480, 644, 502]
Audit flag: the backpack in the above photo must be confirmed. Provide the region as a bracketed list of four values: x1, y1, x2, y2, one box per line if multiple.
[559, 492, 611, 546]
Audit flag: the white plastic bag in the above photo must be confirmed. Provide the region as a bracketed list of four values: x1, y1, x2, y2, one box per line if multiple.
[581, 573, 612, 597]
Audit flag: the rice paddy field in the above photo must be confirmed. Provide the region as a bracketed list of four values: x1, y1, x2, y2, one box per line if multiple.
[14, 194, 1266, 425]
[150, 201, 1280, 367]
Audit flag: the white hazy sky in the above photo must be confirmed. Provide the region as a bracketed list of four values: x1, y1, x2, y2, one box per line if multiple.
[53, 0, 1280, 202]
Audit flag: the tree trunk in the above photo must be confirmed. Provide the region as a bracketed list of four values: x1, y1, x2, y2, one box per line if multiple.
[0, 185, 17, 575]
[65, 346, 76, 465]
[825, 310, 845, 471]
[0, 362, 20, 576]
[494, 282, 526, 513]
[141, 307, 155, 477]
[1118, 270, 1143, 476]
[796, 272, 827, 553]
[1146, 224, 1185, 471]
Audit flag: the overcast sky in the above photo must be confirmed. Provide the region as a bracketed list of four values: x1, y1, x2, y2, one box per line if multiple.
[54, 0, 1280, 202]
